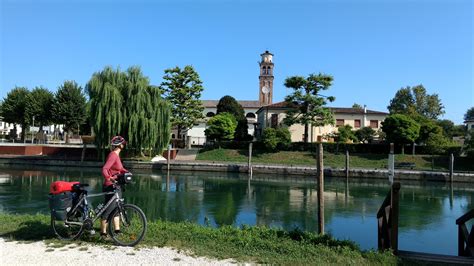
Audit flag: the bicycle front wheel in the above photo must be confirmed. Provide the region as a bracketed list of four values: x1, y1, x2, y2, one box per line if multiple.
[108, 204, 147, 246]
[51, 212, 84, 240]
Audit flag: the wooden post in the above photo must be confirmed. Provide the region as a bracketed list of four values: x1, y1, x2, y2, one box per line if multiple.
[81, 143, 87, 163]
[317, 143, 324, 235]
[248, 142, 253, 179]
[459, 224, 464, 256]
[167, 144, 171, 171]
[390, 182, 400, 254]
[345, 149, 349, 180]
[449, 153, 454, 183]
[388, 143, 395, 184]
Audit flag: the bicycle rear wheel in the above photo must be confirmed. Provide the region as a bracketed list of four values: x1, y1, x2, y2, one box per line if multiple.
[108, 204, 147, 246]
[51, 211, 84, 240]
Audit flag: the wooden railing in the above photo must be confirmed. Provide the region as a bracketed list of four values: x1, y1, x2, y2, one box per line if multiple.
[377, 182, 401, 254]
[456, 209, 474, 257]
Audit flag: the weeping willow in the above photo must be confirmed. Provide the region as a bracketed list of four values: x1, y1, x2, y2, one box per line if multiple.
[87, 66, 171, 159]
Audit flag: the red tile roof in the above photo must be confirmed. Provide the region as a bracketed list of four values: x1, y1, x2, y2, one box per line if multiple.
[257, 101, 388, 115]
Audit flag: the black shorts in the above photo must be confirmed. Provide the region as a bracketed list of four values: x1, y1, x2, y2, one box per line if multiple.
[101, 185, 122, 220]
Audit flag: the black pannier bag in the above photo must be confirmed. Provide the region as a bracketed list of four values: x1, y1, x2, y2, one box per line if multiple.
[48, 192, 74, 221]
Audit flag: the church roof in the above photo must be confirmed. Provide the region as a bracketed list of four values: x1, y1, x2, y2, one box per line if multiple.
[256, 101, 388, 115]
[201, 100, 261, 108]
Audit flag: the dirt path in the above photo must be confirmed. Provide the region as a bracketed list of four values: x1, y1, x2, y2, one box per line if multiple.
[0, 238, 235, 265]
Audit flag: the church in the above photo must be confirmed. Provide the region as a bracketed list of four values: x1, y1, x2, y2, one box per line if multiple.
[181, 51, 388, 146]
[182, 51, 275, 146]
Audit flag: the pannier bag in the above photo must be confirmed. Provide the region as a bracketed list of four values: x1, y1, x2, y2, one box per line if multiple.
[48, 181, 80, 220]
[49, 181, 80, 195]
[48, 192, 73, 221]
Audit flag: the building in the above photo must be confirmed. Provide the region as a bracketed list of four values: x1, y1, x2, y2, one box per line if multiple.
[181, 50, 388, 145]
[256, 102, 388, 142]
[181, 51, 275, 146]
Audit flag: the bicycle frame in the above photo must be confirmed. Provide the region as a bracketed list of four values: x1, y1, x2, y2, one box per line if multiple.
[64, 187, 123, 226]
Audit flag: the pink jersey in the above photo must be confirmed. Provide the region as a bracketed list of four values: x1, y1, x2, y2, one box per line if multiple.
[102, 152, 127, 187]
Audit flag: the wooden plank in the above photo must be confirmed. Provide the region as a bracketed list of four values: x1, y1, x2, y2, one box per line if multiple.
[456, 209, 474, 225]
[398, 250, 474, 265]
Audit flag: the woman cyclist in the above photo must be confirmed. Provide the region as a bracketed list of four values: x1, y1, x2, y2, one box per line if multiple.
[100, 136, 128, 238]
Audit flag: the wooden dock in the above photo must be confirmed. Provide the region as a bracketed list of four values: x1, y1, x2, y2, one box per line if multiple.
[398, 250, 474, 265]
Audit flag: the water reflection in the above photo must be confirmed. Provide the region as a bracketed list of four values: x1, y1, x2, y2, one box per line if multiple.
[0, 166, 472, 255]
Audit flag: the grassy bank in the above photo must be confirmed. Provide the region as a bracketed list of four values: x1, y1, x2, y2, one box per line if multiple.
[196, 149, 474, 172]
[0, 213, 397, 264]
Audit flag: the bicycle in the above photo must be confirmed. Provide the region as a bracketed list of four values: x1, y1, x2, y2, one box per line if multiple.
[50, 173, 147, 246]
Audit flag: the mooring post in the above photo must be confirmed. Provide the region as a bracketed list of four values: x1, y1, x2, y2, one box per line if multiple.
[449, 153, 454, 183]
[345, 149, 349, 180]
[390, 182, 400, 254]
[317, 143, 325, 235]
[388, 143, 395, 184]
[167, 144, 171, 171]
[248, 142, 253, 179]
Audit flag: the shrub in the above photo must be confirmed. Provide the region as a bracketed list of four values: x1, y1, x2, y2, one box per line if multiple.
[262, 128, 278, 151]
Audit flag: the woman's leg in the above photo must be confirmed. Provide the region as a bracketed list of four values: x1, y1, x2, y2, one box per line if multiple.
[100, 219, 108, 234]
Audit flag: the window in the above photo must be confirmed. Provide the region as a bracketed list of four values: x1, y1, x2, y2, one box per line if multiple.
[354, 119, 361, 128]
[268, 67, 272, 75]
[271, 114, 278, 128]
[336, 119, 344, 127]
[262, 66, 267, 75]
[246, 113, 256, 118]
[171, 134, 176, 139]
[370, 120, 379, 128]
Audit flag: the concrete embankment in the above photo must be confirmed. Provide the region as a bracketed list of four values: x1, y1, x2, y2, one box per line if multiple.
[0, 156, 472, 183]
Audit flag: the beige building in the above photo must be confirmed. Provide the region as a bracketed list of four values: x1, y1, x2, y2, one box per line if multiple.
[256, 102, 388, 142]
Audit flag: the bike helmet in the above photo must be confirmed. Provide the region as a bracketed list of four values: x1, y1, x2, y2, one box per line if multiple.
[111, 136, 126, 147]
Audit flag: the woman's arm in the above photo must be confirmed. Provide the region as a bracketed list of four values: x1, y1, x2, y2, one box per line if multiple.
[102, 153, 117, 179]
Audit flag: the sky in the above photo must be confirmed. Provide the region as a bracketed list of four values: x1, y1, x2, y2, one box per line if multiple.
[0, 0, 472, 124]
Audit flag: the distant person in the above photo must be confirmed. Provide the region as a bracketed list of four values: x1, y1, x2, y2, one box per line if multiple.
[100, 135, 128, 238]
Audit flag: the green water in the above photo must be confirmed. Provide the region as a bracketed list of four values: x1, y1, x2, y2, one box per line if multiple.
[0, 166, 471, 256]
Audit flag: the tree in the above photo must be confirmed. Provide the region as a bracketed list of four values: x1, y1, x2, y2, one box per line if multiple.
[417, 121, 443, 144]
[355, 127, 376, 143]
[352, 103, 363, 109]
[205, 112, 237, 141]
[87, 66, 171, 158]
[216, 95, 249, 141]
[0, 87, 30, 140]
[465, 131, 474, 158]
[283, 73, 336, 143]
[161, 66, 204, 141]
[388, 85, 444, 120]
[465, 107, 474, 121]
[52, 81, 87, 143]
[436, 119, 467, 139]
[337, 125, 358, 143]
[381, 114, 420, 154]
[25, 87, 55, 142]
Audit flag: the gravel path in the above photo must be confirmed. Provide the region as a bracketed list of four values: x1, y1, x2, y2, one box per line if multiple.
[0, 238, 235, 265]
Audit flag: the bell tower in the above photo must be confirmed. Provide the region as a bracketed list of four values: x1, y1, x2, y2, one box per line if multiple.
[259, 50, 274, 106]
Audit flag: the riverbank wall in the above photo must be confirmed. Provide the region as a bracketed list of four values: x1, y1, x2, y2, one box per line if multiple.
[0, 156, 472, 183]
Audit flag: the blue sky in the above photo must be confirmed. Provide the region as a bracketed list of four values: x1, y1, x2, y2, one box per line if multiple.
[1, 0, 472, 123]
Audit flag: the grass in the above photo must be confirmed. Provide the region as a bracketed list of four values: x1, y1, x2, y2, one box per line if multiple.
[196, 148, 474, 172]
[0, 213, 398, 265]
